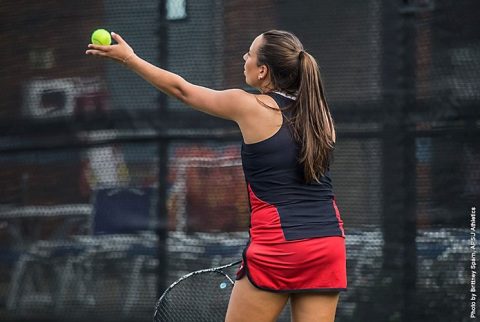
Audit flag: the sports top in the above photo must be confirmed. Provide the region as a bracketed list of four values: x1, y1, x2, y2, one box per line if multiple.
[241, 92, 344, 241]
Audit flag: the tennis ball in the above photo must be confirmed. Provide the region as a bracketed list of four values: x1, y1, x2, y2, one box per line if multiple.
[91, 29, 111, 45]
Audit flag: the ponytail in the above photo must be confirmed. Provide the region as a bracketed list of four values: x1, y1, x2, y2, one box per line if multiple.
[258, 30, 336, 183]
[293, 51, 335, 183]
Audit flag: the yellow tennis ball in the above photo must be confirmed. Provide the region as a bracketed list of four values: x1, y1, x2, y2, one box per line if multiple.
[91, 29, 111, 45]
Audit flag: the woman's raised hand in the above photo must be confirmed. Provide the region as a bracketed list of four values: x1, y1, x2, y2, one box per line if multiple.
[86, 32, 136, 65]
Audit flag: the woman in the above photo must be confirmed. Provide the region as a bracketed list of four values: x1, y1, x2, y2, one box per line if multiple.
[86, 29, 346, 322]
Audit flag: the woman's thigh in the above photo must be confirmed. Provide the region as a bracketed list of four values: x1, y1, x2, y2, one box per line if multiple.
[290, 292, 340, 322]
[225, 277, 289, 322]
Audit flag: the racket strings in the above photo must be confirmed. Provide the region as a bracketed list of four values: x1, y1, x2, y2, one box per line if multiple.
[154, 270, 235, 322]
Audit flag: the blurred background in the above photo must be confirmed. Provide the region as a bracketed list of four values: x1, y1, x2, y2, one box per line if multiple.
[0, 0, 478, 321]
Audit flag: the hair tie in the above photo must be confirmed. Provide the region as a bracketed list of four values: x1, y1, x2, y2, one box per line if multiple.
[299, 50, 305, 58]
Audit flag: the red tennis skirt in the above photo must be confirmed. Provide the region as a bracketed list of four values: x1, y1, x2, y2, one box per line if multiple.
[236, 235, 347, 293]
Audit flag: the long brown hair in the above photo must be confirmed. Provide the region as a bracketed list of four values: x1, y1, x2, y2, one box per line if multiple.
[257, 30, 335, 183]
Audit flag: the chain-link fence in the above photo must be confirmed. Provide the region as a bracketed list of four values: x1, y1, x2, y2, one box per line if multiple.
[0, 0, 478, 321]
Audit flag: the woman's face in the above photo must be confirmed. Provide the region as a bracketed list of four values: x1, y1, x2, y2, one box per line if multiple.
[243, 35, 267, 89]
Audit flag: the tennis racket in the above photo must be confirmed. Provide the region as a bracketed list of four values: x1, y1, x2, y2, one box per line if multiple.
[153, 260, 241, 322]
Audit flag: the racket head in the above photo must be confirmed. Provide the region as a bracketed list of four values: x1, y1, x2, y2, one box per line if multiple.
[153, 261, 240, 322]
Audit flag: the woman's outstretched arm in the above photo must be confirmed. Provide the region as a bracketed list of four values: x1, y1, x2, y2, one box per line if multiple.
[86, 32, 251, 121]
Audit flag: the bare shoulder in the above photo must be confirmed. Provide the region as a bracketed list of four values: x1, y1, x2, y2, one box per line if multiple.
[228, 91, 278, 108]
[196, 89, 280, 125]
[236, 93, 283, 144]
[225, 91, 276, 113]
[254, 93, 280, 110]
[235, 93, 281, 122]
[184, 87, 257, 121]
[215, 88, 258, 112]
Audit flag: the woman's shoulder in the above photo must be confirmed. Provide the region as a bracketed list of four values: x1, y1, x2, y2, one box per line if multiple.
[254, 93, 281, 111]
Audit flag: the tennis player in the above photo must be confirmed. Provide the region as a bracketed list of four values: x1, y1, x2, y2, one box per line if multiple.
[87, 29, 346, 322]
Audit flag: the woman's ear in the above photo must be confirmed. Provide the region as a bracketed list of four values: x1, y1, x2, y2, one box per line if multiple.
[258, 64, 268, 80]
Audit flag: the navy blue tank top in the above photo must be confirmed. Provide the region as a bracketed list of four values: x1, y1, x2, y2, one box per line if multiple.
[241, 92, 344, 241]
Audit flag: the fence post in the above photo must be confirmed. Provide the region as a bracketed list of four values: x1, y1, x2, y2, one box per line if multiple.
[156, 0, 169, 298]
[367, 1, 418, 321]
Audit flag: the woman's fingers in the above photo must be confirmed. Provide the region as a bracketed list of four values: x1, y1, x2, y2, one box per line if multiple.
[86, 32, 133, 62]
[111, 32, 125, 44]
[87, 44, 110, 51]
[85, 49, 110, 57]
[86, 43, 115, 57]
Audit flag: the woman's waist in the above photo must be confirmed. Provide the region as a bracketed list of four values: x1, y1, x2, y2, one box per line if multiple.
[250, 197, 337, 213]
[248, 224, 345, 244]
[249, 200, 343, 241]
